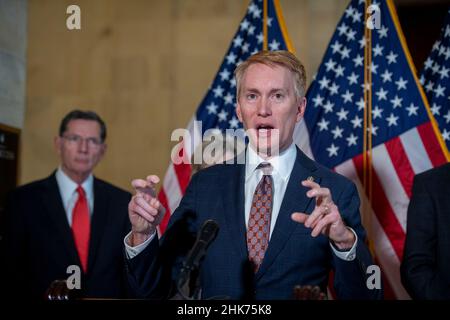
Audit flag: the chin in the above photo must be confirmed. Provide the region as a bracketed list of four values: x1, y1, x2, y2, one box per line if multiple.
[71, 165, 92, 175]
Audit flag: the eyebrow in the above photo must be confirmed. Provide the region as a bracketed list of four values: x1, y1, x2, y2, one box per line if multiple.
[269, 88, 287, 94]
[243, 88, 287, 94]
[65, 133, 101, 139]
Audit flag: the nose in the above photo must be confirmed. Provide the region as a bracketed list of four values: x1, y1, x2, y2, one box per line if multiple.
[78, 138, 89, 153]
[257, 96, 271, 117]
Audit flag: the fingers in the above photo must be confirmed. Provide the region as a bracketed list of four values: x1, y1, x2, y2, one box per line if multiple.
[131, 178, 148, 190]
[129, 194, 163, 224]
[296, 181, 349, 241]
[291, 212, 308, 224]
[310, 213, 334, 237]
[131, 175, 160, 198]
[292, 205, 338, 238]
[135, 196, 160, 216]
[301, 179, 320, 189]
[128, 196, 154, 222]
[292, 208, 329, 230]
[302, 180, 332, 203]
[301, 180, 335, 229]
[304, 204, 332, 229]
[146, 175, 160, 185]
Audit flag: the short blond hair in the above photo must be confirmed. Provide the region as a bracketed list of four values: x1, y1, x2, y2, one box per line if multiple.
[234, 50, 307, 99]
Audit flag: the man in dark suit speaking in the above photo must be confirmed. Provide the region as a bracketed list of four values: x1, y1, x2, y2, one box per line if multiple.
[124, 51, 381, 299]
[2, 110, 131, 299]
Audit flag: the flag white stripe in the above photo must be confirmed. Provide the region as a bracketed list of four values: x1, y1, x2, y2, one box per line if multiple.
[372, 144, 409, 231]
[186, 117, 202, 159]
[326, 287, 334, 300]
[163, 164, 183, 214]
[294, 120, 314, 160]
[371, 217, 411, 300]
[163, 116, 202, 216]
[335, 159, 411, 299]
[400, 127, 433, 175]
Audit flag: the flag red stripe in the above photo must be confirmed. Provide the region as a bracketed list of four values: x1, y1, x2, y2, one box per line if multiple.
[173, 149, 192, 194]
[327, 271, 336, 300]
[417, 122, 447, 167]
[384, 137, 415, 198]
[352, 154, 405, 260]
[158, 147, 192, 234]
[374, 256, 396, 300]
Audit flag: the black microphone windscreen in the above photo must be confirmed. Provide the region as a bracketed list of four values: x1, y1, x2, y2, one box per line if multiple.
[198, 219, 219, 244]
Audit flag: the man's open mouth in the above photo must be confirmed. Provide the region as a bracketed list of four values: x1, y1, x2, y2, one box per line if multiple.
[257, 125, 274, 132]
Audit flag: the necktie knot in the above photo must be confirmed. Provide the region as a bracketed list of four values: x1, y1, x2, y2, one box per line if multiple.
[257, 162, 273, 175]
[76, 185, 85, 198]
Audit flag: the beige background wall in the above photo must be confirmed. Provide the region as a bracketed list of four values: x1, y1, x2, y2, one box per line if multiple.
[21, 0, 351, 192]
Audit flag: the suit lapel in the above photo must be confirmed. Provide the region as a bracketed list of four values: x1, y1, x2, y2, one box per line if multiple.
[87, 178, 109, 273]
[41, 173, 79, 263]
[256, 148, 320, 280]
[222, 163, 248, 261]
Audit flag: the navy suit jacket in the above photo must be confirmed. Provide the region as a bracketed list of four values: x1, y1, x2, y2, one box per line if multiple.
[401, 163, 450, 299]
[1, 173, 131, 299]
[127, 148, 381, 299]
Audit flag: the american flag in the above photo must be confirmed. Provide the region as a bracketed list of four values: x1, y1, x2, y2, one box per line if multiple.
[157, 0, 293, 232]
[420, 9, 450, 152]
[295, 0, 449, 299]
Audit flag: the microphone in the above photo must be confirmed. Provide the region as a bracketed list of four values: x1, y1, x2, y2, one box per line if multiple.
[177, 219, 219, 296]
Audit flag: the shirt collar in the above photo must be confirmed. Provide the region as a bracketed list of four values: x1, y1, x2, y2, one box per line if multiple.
[245, 142, 297, 182]
[55, 166, 94, 200]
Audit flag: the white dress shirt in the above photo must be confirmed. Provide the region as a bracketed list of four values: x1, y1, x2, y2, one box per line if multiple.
[55, 167, 94, 226]
[244, 143, 357, 260]
[244, 142, 296, 239]
[125, 143, 357, 261]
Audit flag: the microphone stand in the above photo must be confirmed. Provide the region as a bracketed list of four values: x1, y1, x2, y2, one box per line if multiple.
[171, 267, 200, 300]
[173, 268, 229, 300]
[170, 219, 220, 300]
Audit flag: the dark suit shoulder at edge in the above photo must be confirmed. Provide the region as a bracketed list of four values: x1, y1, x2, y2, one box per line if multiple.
[13, 174, 131, 202]
[415, 162, 450, 183]
[12, 173, 56, 195]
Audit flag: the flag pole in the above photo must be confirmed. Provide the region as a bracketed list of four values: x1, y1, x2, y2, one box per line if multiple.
[363, 0, 375, 256]
[273, 0, 296, 53]
[363, 1, 369, 192]
[263, 0, 268, 50]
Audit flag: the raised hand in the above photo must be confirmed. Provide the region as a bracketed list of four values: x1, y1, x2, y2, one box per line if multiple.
[291, 179, 355, 250]
[128, 175, 166, 246]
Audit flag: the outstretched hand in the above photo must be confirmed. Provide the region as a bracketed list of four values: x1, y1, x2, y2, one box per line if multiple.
[128, 175, 166, 246]
[291, 180, 355, 250]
